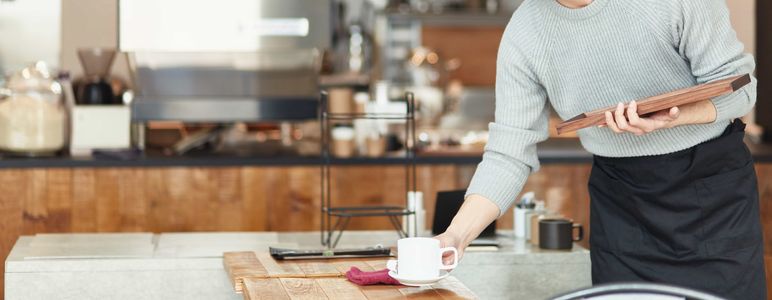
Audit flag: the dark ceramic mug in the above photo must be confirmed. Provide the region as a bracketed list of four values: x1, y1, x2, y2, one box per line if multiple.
[539, 218, 583, 250]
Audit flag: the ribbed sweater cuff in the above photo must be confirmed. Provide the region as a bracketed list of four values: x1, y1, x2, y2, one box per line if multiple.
[712, 88, 751, 123]
[465, 159, 530, 218]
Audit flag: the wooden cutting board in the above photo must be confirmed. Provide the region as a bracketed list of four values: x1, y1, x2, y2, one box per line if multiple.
[223, 251, 478, 299]
[556, 74, 751, 134]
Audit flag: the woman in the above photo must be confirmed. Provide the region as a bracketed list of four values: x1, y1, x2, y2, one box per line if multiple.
[435, 0, 765, 298]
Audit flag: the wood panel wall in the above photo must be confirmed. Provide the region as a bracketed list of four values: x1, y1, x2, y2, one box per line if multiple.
[1, 163, 772, 297]
[421, 26, 504, 86]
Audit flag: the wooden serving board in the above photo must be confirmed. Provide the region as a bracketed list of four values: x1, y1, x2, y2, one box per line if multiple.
[556, 74, 751, 134]
[223, 251, 478, 299]
[241, 276, 476, 300]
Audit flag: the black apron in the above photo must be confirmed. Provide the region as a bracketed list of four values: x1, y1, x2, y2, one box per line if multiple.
[589, 119, 767, 300]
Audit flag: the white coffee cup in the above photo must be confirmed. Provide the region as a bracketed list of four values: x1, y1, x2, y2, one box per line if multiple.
[387, 237, 458, 280]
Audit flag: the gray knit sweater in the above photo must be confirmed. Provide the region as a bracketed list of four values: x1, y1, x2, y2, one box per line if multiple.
[466, 0, 757, 216]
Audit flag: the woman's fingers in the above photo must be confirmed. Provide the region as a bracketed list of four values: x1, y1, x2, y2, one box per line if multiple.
[669, 107, 680, 119]
[602, 101, 680, 135]
[605, 111, 622, 133]
[649, 106, 680, 123]
[626, 101, 653, 134]
[434, 232, 464, 266]
[614, 102, 644, 135]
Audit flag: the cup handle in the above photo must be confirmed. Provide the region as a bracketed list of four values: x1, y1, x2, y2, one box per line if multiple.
[573, 224, 584, 242]
[439, 247, 458, 270]
[386, 259, 397, 273]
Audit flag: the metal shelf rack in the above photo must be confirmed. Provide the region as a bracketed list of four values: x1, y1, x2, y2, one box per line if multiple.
[319, 92, 418, 248]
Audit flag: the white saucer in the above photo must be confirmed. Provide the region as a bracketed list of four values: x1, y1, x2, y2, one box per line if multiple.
[388, 270, 450, 286]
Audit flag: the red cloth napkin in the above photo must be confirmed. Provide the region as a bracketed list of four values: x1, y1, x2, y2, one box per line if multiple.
[345, 267, 401, 286]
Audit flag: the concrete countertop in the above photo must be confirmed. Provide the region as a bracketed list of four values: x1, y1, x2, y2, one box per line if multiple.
[6, 231, 588, 272]
[6, 231, 591, 300]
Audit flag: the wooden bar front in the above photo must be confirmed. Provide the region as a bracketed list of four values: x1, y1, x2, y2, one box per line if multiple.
[1, 163, 771, 297]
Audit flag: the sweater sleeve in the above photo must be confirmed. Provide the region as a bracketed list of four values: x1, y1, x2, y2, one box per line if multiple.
[677, 0, 757, 122]
[464, 27, 550, 218]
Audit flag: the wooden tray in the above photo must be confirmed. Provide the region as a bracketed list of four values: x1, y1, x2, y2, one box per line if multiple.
[556, 74, 751, 134]
[223, 251, 478, 299]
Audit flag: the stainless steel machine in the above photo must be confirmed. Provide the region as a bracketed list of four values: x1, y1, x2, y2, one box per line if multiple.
[118, 0, 331, 123]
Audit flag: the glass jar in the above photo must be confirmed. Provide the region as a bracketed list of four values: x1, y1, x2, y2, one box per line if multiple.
[0, 62, 66, 156]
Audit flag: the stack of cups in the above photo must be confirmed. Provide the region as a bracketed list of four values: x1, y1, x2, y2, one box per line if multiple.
[331, 126, 356, 158]
[404, 191, 425, 237]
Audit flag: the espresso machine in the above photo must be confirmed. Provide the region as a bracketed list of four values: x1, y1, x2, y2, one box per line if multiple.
[118, 0, 331, 150]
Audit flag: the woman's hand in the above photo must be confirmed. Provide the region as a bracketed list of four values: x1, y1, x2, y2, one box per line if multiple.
[603, 100, 680, 135]
[432, 195, 500, 267]
[434, 230, 466, 266]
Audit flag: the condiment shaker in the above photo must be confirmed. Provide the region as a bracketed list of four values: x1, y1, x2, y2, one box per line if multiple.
[513, 192, 535, 238]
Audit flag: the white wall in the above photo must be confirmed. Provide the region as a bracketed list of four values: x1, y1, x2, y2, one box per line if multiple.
[728, 0, 756, 54]
[726, 0, 757, 122]
[60, 0, 129, 83]
[0, 0, 61, 75]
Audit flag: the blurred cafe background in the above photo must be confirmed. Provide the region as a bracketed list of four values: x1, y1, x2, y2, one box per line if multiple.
[0, 0, 769, 298]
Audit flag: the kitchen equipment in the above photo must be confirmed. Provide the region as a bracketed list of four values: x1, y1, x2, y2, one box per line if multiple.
[387, 237, 457, 280]
[69, 105, 131, 156]
[76, 48, 118, 105]
[539, 218, 583, 250]
[69, 48, 132, 156]
[171, 126, 223, 155]
[0, 62, 66, 156]
[556, 74, 751, 134]
[119, 0, 330, 123]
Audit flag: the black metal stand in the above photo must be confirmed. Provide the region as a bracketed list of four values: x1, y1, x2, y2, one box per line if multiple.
[319, 92, 418, 248]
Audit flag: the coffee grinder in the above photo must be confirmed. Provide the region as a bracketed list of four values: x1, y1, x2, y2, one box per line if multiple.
[76, 48, 117, 105]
